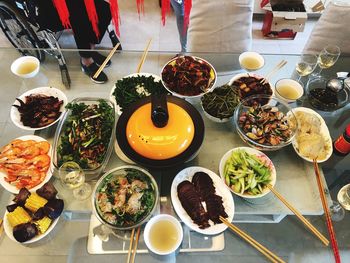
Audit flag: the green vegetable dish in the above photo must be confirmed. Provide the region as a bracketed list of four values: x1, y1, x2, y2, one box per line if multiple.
[57, 100, 115, 169]
[95, 169, 156, 227]
[113, 75, 167, 112]
[224, 150, 272, 196]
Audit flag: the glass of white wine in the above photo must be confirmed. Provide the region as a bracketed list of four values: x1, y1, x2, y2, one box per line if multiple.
[295, 54, 318, 80]
[313, 45, 341, 76]
[59, 161, 92, 200]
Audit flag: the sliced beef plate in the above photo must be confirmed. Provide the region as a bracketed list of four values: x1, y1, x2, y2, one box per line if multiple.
[177, 180, 210, 229]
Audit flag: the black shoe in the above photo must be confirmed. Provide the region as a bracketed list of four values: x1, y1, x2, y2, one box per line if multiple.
[91, 52, 111, 68]
[81, 61, 108, 84]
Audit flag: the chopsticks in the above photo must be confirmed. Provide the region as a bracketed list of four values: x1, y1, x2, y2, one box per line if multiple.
[267, 184, 329, 246]
[219, 216, 285, 263]
[126, 227, 141, 263]
[93, 43, 121, 79]
[136, 38, 152, 73]
[260, 60, 287, 84]
[313, 159, 341, 263]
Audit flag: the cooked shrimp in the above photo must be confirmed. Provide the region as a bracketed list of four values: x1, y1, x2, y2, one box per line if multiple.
[18, 145, 40, 159]
[36, 141, 50, 154]
[114, 188, 126, 209]
[131, 180, 147, 191]
[12, 139, 36, 149]
[30, 154, 51, 169]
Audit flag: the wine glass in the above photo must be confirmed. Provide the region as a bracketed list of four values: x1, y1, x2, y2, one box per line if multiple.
[59, 161, 92, 200]
[329, 200, 345, 222]
[295, 54, 318, 81]
[313, 45, 341, 76]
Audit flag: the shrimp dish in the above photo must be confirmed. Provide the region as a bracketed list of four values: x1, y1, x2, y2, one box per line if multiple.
[0, 138, 51, 189]
[95, 168, 157, 228]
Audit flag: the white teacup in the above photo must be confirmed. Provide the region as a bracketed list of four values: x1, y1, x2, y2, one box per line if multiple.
[275, 78, 304, 103]
[144, 214, 183, 255]
[11, 56, 40, 78]
[239, 52, 265, 71]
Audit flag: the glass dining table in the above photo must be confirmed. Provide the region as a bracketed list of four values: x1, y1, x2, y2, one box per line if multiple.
[0, 48, 349, 263]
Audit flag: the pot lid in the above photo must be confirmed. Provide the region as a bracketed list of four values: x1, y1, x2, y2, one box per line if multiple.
[116, 95, 205, 168]
[126, 102, 194, 160]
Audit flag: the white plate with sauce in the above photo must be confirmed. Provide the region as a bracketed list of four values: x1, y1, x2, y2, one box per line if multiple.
[10, 86, 68, 131]
[0, 135, 54, 194]
[171, 166, 234, 235]
[109, 73, 161, 115]
[291, 107, 333, 163]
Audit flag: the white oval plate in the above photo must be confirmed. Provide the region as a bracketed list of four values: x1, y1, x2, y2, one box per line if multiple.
[171, 166, 234, 235]
[3, 198, 60, 244]
[291, 107, 333, 163]
[10, 87, 68, 131]
[109, 73, 161, 115]
[0, 135, 53, 194]
[219, 147, 276, 199]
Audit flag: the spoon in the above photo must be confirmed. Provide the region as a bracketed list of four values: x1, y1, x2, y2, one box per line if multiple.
[326, 78, 343, 93]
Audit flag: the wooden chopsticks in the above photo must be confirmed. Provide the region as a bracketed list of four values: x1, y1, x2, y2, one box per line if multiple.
[136, 38, 152, 73]
[219, 216, 285, 263]
[267, 184, 329, 246]
[313, 160, 341, 263]
[126, 227, 141, 263]
[260, 60, 287, 84]
[93, 43, 121, 79]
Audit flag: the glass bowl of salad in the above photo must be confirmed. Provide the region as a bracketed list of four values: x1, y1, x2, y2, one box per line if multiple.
[219, 147, 276, 201]
[92, 165, 159, 230]
[53, 97, 116, 180]
[233, 95, 297, 151]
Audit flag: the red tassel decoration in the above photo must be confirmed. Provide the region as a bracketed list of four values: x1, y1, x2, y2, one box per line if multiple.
[52, 0, 71, 29]
[136, 0, 145, 18]
[110, 0, 121, 37]
[84, 0, 100, 39]
[161, 0, 171, 26]
[184, 0, 192, 33]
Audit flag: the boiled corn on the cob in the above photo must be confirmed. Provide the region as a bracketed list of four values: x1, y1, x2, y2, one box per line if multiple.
[7, 207, 31, 227]
[35, 216, 52, 234]
[25, 193, 48, 212]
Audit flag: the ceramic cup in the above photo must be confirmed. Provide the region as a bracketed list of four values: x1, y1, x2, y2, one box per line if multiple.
[144, 214, 183, 256]
[275, 78, 304, 103]
[11, 56, 40, 78]
[239, 52, 265, 71]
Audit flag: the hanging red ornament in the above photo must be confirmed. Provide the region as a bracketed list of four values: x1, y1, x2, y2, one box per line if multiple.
[184, 0, 192, 33]
[161, 0, 171, 26]
[84, 0, 100, 39]
[110, 0, 121, 37]
[52, 0, 71, 29]
[136, 0, 145, 18]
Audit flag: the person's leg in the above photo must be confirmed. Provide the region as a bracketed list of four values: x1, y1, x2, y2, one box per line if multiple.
[170, 0, 187, 52]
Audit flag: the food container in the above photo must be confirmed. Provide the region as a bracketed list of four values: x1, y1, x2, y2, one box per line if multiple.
[11, 56, 40, 78]
[219, 147, 276, 202]
[92, 165, 159, 230]
[116, 94, 205, 168]
[239, 52, 265, 71]
[53, 97, 116, 180]
[306, 76, 349, 111]
[161, 55, 217, 98]
[234, 95, 297, 151]
[275, 78, 304, 103]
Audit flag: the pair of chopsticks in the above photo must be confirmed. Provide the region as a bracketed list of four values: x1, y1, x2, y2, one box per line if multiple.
[219, 216, 285, 263]
[126, 227, 141, 263]
[266, 184, 329, 246]
[313, 159, 341, 263]
[92, 43, 121, 79]
[136, 38, 152, 73]
[260, 60, 287, 84]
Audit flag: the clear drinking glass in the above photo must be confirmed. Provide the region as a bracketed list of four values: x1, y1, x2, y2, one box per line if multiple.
[295, 54, 318, 81]
[59, 161, 92, 200]
[313, 45, 341, 76]
[329, 200, 345, 222]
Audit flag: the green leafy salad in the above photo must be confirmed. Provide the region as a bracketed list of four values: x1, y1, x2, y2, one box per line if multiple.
[113, 75, 167, 111]
[224, 150, 272, 196]
[57, 100, 114, 169]
[95, 169, 156, 227]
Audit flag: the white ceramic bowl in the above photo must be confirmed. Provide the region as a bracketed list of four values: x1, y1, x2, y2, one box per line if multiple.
[219, 147, 276, 200]
[144, 214, 183, 255]
[200, 101, 231, 123]
[275, 78, 304, 103]
[239, 52, 265, 71]
[11, 56, 40, 78]
[10, 86, 68, 131]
